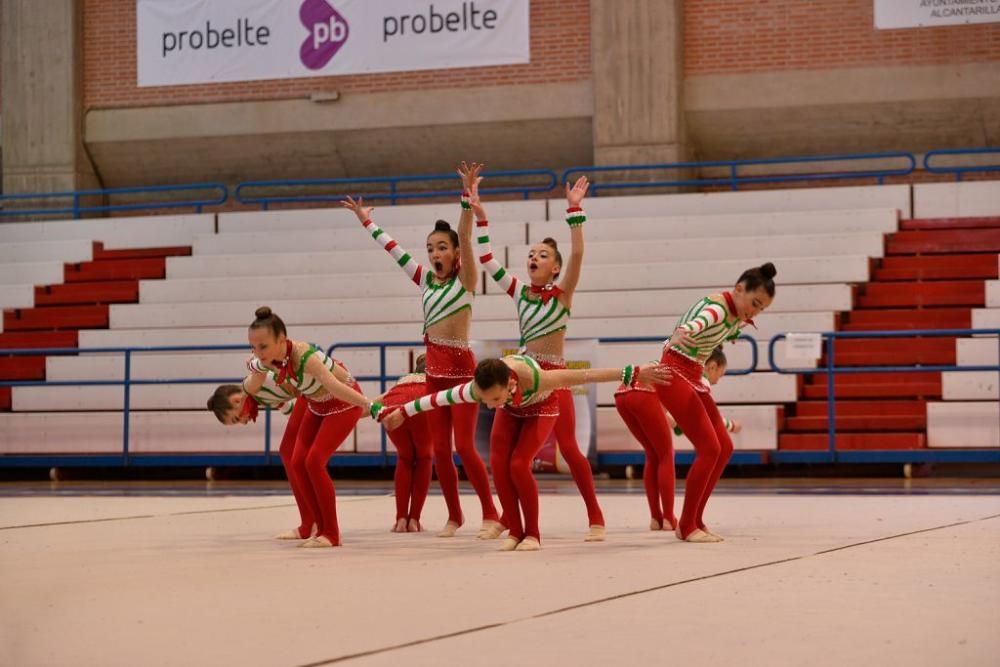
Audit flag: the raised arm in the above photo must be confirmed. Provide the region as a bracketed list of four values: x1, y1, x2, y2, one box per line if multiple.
[469, 179, 523, 300]
[456, 162, 482, 292]
[557, 176, 589, 300]
[341, 196, 425, 286]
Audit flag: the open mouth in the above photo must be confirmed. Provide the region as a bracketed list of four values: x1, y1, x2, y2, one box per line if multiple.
[529, 262, 538, 271]
[434, 261, 444, 273]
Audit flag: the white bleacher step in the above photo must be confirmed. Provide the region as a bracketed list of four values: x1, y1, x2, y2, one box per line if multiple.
[986, 281, 1000, 309]
[972, 308, 1000, 329]
[0, 284, 35, 311]
[913, 181, 1000, 219]
[596, 372, 795, 405]
[598, 339, 815, 373]
[194, 222, 527, 256]
[218, 200, 546, 233]
[0, 261, 64, 287]
[114, 286, 848, 329]
[529, 208, 899, 243]
[927, 401, 1000, 448]
[0, 410, 304, 455]
[509, 232, 885, 267]
[0, 214, 213, 249]
[595, 405, 779, 452]
[561, 185, 911, 219]
[167, 249, 414, 279]
[942, 372, 998, 400]
[0, 239, 93, 264]
[957, 338, 999, 365]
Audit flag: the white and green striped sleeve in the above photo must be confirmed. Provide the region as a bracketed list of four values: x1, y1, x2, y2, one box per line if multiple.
[682, 303, 729, 335]
[279, 398, 296, 416]
[723, 416, 736, 432]
[401, 381, 479, 418]
[474, 217, 521, 299]
[362, 218, 425, 286]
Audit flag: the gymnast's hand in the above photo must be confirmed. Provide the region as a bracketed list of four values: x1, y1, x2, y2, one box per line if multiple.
[382, 408, 406, 432]
[341, 195, 374, 223]
[669, 327, 697, 350]
[637, 363, 672, 386]
[566, 175, 589, 208]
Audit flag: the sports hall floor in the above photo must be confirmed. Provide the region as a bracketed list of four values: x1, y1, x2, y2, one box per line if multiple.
[2, 477, 998, 666]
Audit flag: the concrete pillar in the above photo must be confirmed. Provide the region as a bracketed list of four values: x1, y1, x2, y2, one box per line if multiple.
[589, 0, 686, 167]
[1, 0, 98, 197]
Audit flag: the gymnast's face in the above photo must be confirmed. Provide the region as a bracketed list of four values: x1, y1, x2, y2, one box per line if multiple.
[527, 243, 560, 285]
[704, 360, 727, 386]
[477, 379, 514, 409]
[248, 328, 287, 366]
[426, 232, 458, 280]
[223, 393, 251, 426]
[732, 284, 773, 321]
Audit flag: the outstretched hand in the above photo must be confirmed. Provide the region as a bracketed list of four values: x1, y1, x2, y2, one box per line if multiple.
[457, 161, 484, 192]
[381, 408, 406, 431]
[566, 175, 590, 208]
[637, 363, 672, 386]
[340, 195, 374, 223]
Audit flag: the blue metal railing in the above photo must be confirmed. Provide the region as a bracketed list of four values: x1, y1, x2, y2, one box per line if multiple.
[0, 183, 228, 219]
[561, 151, 917, 195]
[923, 147, 1000, 181]
[768, 328, 1000, 464]
[234, 169, 558, 209]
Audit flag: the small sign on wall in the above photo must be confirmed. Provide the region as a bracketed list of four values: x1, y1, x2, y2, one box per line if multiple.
[785, 332, 823, 362]
[875, 0, 1000, 29]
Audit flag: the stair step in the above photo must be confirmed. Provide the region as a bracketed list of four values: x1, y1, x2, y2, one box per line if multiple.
[887, 229, 1000, 254]
[0, 356, 46, 380]
[840, 308, 971, 331]
[794, 399, 926, 417]
[901, 217, 1000, 231]
[34, 281, 139, 306]
[0, 388, 10, 411]
[832, 338, 956, 366]
[873, 254, 999, 281]
[0, 330, 78, 349]
[784, 415, 927, 431]
[65, 258, 165, 282]
[855, 281, 984, 308]
[92, 242, 191, 261]
[3, 305, 109, 331]
[801, 372, 941, 399]
[779, 432, 926, 450]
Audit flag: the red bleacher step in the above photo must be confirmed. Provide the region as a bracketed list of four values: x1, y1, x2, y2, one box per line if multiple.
[65, 258, 165, 282]
[840, 308, 970, 331]
[0, 356, 46, 380]
[34, 281, 139, 306]
[801, 372, 941, 399]
[873, 254, 999, 281]
[0, 330, 78, 349]
[832, 338, 956, 366]
[900, 217, 1000, 231]
[0, 388, 10, 411]
[795, 399, 927, 417]
[92, 242, 191, 261]
[778, 432, 926, 450]
[785, 415, 926, 431]
[855, 281, 984, 308]
[887, 229, 1000, 254]
[3, 305, 109, 331]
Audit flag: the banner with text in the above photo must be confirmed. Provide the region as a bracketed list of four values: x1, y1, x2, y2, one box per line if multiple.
[875, 0, 1000, 29]
[137, 0, 530, 87]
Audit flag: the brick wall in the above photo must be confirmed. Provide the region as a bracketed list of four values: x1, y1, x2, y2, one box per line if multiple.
[83, 0, 590, 109]
[685, 0, 1000, 75]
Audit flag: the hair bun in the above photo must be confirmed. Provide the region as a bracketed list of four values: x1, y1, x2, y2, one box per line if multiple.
[434, 220, 452, 232]
[254, 306, 272, 319]
[206, 398, 214, 410]
[759, 262, 777, 280]
[541, 237, 559, 249]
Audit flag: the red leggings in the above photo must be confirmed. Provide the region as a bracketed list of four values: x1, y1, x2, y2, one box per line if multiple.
[490, 408, 557, 541]
[387, 415, 433, 522]
[426, 374, 500, 524]
[550, 388, 605, 527]
[285, 405, 363, 545]
[277, 399, 310, 536]
[614, 391, 677, 528]
[654, 367, 733, 539]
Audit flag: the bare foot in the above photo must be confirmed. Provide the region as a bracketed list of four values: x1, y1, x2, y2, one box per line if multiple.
[301, 535, 339, 548]
[649, 518, 664, 531]
[498, 537, 520, 551]
[584, 525, 606, 542]
[515, 537, 541, 551]
[478, 520, 506, 540]
[437, 520, 462, 538]
[391, 518, 408, 533]
[407, 518, 423, 532]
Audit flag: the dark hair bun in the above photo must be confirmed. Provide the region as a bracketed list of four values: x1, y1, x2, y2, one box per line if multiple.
[759, 262, 777, 280]
[255, 306, 272, 319]
[541, 237, 559, 249]
[206, 398, 214, 410]
[434, 220, 452, 232]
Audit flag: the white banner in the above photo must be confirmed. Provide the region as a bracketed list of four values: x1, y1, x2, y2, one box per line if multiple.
[875, 0, 1000, 29]
[137, 0, 530, 87]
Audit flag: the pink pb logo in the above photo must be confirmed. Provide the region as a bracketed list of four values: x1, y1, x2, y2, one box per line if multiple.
[300, 0, 349, 70]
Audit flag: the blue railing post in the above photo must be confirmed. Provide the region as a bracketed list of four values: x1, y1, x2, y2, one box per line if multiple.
[729, 164, 739, 191]
[826, 334, 836, 461]
[73, 193, 81, 220]
[122, 350, 132, 465]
